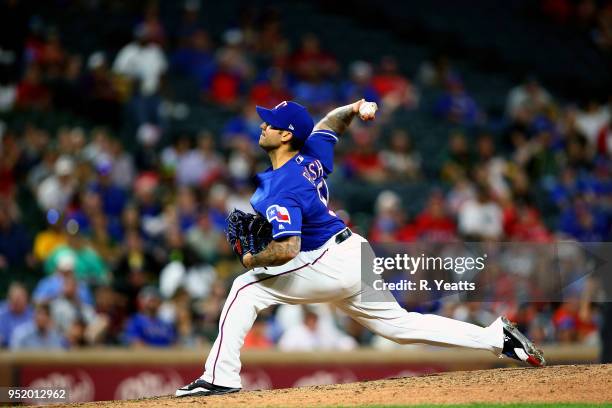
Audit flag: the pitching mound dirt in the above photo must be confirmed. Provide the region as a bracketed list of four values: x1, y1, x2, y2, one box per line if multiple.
[69, 364, 611, 407]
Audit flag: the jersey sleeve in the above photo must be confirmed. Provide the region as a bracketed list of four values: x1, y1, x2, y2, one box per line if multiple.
[301, 129, 339, 174]
[264, 195, 303, 240]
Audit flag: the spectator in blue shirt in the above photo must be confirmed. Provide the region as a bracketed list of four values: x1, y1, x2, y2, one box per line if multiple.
[434, 77, 481, 126]
[0, 204, 32, 270]
[549, 167, 579, 208]
[559, 200, 609, 242]
[124, 286, 176, 347]
[222, 104, 264, 148]
[90, 160, 127, 218]
[0, 283, 33, 347]
[33, 253, 94, 305]
[339, 61, 380, 106]
[170, 28, 215, 88]
[291, 68, 336, 115]
[10, 303, 66, 350]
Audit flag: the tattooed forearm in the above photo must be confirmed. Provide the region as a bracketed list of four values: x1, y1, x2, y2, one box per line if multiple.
[314, 104, 357, 134]
[247, 236, 301, 268]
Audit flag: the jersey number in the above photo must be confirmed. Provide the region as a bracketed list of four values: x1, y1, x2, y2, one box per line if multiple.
[316, 179, 329, 207]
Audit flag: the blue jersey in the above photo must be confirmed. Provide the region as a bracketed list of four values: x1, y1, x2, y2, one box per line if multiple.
[250, 129, 346, 251]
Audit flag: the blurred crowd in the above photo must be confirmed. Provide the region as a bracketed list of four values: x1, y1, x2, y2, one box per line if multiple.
[541, 0, 612, 52]
[0, 0, 610, 352]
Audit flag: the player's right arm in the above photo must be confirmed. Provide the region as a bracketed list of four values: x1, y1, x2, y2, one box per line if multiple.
[305, 99, 377, 173]
[243, 236, 301, 268]
[313, 99, 377, 135]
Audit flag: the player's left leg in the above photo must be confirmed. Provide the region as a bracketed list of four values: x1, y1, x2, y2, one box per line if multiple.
[332, 232, 545, 367]
[334, 290, 545, 366]
[334, 296, 504, 352]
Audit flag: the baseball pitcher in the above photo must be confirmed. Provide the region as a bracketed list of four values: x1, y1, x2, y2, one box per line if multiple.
[176, 99, 545, 397]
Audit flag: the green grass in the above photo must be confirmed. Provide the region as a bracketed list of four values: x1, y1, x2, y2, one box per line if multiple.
[334, 404, 612, 408]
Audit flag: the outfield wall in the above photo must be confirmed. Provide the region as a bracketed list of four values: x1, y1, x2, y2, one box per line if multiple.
[0, 346, 599, 402]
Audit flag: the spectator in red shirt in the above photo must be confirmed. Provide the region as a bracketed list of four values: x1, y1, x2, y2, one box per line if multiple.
[596, 120, 611, 157]
[552, 301, 580, 343]
[562, 292, 601, 342]
[412, 191, 456, 241]
[204, 30, 253, 108]
[344, 128, 386, 182]
[249, 67, 292, 107]
[290, 33, 338, 80]
[541, 0, 572, 24]
[39, 30, 67, 72]
[506, 204, 552, 242]
[372, 56, 417, 111]
[16, 64, 50, 109]
[0, 131, 21, 198]
[207, 57, 242, 107]
[242, 316, 272, 350]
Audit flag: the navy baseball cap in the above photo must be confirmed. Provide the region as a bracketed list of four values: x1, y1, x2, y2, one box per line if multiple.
[256, 101, 314, 142]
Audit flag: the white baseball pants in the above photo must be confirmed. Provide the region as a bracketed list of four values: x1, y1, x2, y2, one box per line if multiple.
[201, 232, 504, 388]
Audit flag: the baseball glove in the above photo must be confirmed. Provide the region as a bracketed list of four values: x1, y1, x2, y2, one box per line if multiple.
[226, 209, 273, 265]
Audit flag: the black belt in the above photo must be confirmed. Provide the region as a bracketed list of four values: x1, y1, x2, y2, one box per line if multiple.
[335, 228, 352, 244]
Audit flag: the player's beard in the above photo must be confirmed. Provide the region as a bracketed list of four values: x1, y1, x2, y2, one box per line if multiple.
[259, 131, 280, 152]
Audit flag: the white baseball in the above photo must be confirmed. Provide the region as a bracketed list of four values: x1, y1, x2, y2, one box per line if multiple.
[359, 102, 377, 117]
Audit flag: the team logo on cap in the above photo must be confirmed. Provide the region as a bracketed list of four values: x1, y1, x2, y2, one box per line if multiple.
[266, 205, 291, 224]
[275, 101, 288, 110]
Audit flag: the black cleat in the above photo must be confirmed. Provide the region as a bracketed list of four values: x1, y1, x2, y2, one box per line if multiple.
[175, 378, 240, 397]
[501, 316, 546, 367]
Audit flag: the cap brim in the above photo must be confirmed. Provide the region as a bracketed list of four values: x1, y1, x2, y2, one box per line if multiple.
[256, 106, 282, 128]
